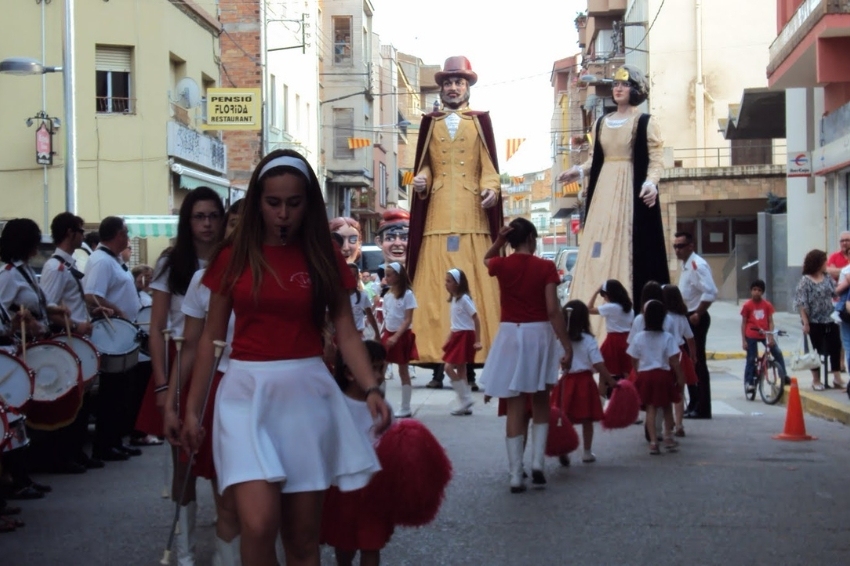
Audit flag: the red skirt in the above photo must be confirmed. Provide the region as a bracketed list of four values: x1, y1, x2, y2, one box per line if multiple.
[634, 369, 680, 407]
[496, 394, 533, 417]
[442, 330, 476, 365]
[321, 485, 394, 551]
[188, 370, 224, 480]
[134, 342, 178, 437]
[381, 329, 418, 364]
[680, 346, 698, 386]
[550, 371, 604, 423]
[600, 332, 632, 376]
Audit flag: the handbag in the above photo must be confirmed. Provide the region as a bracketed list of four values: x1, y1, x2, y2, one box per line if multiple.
[790, 334, 821, 371]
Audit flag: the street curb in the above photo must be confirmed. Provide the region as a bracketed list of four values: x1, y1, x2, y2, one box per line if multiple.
[780, 386, 850, 426]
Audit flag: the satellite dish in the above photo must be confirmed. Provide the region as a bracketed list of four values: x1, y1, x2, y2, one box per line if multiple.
[175, 77, 201, 109]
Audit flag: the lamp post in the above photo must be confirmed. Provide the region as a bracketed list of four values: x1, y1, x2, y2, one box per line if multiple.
[0, 0, 78, 215]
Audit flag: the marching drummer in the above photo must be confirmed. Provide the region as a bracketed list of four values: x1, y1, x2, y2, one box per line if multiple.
[83, 217, 143, 462]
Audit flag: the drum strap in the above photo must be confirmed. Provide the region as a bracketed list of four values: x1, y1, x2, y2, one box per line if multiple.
[97, 246, 129, 272]
[15, 264, 48, 321]
[0, 301, 11, 326]
[51, 255, 86, 303]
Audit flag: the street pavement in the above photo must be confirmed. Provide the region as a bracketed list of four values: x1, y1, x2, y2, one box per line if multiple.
[4, 302, 850, 565]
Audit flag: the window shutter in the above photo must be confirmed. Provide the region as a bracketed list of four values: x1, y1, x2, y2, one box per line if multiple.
[96, 46, 132, 72]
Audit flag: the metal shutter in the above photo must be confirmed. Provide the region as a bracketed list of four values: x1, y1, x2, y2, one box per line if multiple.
[96, 46, 132, 72]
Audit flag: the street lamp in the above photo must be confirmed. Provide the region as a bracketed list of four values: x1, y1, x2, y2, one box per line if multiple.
[0, 0, 77, 215]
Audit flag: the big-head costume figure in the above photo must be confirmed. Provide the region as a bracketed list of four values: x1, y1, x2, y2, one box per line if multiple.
[376, 209, 410, 265]
[407, 55, 502, 363]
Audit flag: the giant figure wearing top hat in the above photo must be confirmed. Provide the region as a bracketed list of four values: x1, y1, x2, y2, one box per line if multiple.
[407, 56, 502, 364]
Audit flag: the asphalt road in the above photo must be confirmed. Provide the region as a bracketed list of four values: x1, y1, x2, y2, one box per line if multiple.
[4, 360, 849, 565]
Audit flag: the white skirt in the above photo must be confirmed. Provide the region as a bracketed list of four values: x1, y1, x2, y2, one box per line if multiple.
[479, 322, 564, 398]
[213, 357, 381, 494]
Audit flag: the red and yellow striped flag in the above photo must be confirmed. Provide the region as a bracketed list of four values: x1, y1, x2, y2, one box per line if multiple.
[511, 176, 524, 185]
[402, 171, 414, 185]
[347, 138, 371, 149]
[562, 181, 580, 196]
[506, 138, 525, 161]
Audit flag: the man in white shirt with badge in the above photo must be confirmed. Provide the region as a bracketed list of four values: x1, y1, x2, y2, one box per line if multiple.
[674, 231, 718, 419]
[83, 216, 142, 461]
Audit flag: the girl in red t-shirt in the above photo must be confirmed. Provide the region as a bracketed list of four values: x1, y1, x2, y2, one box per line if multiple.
[381, 262, 418, 418]
[442, 268, 482, 416]
[480, 218, 573, 493]
[180, 149, 391, 566]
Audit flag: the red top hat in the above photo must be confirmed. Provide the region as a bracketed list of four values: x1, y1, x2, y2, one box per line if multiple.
[434, 56, 478, 87]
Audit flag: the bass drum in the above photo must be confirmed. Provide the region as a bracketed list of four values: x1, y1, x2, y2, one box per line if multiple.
[0, 349, 35, 411]
[89, 317, 141, 373]
[24, 340, 84, 431]
[135, 305, 152, 356]
[53, 333, 101, 384]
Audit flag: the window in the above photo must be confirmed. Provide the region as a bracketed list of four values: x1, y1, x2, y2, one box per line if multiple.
[283, 84, 289, 132]
[96, 46, 132, 113]
[295, 94, 301, 135]
[306, 102, 311, 145]
[378, 162, 387, 208]
[333, 16, 352, 65]
[677, 217, 759, 256]
[334, 108, 354, 159]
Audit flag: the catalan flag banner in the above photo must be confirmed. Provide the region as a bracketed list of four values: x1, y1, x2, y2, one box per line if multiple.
[562, 181, 581, 196]
[402, 171, 415, 185]
[512, 194, 524, 202]
[511, 176, 524, 185]
[506, 138, 525, 161]
[347, 137, 371, 149]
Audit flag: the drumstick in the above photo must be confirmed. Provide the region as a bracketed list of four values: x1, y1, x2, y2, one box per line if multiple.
[161, 339, 227, 566]
[19, 308, 27, 363]
[92, 296, 115, 331]
[172, 337, 185, 416]
[64, 312, 73, 339]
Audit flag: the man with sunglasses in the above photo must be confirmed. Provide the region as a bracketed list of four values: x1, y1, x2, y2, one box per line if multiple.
[673, 231, 717, 419]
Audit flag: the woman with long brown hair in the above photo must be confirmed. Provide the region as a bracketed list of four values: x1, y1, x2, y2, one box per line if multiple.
[181, 150, 390, 566]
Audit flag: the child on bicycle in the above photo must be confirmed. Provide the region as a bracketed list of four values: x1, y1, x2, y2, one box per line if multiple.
[741, 279, 788, 393]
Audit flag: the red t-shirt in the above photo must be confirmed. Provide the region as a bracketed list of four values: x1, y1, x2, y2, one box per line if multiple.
[827, 251, 849, 270]
[488, 254, 560, 323]
[740, 298, 775, 340]
[203, 244, 355, 361]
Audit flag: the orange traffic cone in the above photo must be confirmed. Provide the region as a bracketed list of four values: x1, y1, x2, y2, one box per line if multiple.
[773, 377, 817, 441]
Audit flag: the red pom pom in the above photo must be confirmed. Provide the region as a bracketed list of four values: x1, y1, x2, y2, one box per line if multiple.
[366, 419, 452, 527]
[545, 407, 580, 456]
[602, 379, 641, 430]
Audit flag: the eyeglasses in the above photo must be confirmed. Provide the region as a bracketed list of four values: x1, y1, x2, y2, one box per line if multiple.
[612, 81, 630, 89]
[191, 212, 222, 222]
[672, 243, 690, 250]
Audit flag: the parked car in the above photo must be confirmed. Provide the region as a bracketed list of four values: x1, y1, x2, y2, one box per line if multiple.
[358, 244, 384, 274]
[554, 247, 579, 283]
[540, 251, 557, 261]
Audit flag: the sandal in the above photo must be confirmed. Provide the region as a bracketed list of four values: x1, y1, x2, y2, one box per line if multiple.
[674, 427, 686, 438]
[649, 443, 660, 455]
[663, 439, 679, 452]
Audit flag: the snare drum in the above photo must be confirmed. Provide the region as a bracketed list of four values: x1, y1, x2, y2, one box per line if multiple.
[24, 340, 84, 431]
[2, 408, 30, 452]
[89, 317, 141, 373]
[0, 349, 35, 411]
[136, 306, 152, 355]
[53, 333, 101, 384]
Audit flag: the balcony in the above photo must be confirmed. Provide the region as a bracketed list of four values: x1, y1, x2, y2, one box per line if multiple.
[767, 0, 850, 89]
[587, 0, 627, 17]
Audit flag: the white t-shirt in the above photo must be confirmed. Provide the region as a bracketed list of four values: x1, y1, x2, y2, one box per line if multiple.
[597, 302, 634, 333]
[149, 257, 207, 337]
[566, 332, 604, 373]
[382, 289, 417, 332]
[665, 313, 694, 346]
[343, 395, 393, 444]
[0, 261, 49, 325]
[627, 313, 675, 344]
[626, 330, 680, 371]
[181, 268, 234, 372]
[83, 247, 141, 321]
[350, 290, 372, 332]
[450, 294, 477, 331]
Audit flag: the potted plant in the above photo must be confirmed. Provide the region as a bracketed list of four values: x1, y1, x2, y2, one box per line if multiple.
[574, 11, 587, 30]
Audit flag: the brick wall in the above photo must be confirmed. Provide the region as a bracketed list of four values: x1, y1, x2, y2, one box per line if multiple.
[219, 0, 263, 186]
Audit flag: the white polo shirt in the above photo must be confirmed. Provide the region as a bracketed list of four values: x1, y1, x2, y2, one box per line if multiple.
[40, 248, 89, 324]
[83, 246, 141, 322]
[181, 268, 234, 372]
[678, 252, 718, 313]
[0, 261, 49, 325]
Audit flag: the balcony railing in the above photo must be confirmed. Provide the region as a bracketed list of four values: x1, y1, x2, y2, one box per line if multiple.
[671, 144, 787, 169]
[96, 97, 134, 114]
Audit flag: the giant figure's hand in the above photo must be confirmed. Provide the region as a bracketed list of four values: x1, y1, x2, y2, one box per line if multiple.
[481, 189, 497, 209]
[557, 166, 581, 184]
[639, 181, 658, 207]
[412, 174, 428, 193]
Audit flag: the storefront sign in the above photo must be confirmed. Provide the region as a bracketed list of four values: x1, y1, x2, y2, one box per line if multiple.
[166, 121, 227, 174]
[204, 88, 262, 131]
[36, 122, 52, 165]
[787, 152, 811, 177]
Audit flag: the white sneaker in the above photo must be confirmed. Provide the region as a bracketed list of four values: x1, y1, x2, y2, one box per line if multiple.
[450, 402, 474, 416]
[582, 451, 596, 463]
[394, 408, 412, 418]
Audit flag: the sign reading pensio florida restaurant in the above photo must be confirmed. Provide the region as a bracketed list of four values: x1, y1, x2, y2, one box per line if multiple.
[204, 88, 262, 130]
[787, 152, 812, 177]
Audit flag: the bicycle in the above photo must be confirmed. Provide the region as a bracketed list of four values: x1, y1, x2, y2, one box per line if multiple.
[744, 329, 788, 405]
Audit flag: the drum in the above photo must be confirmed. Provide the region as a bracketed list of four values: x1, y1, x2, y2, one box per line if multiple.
[0, 349, 35, 411]
[136, 305, 152, 355]
[53, 333, 101, 384]
[2, 408, 30, 452]
[24, 340, 84, 431]
[89, 317, 141, 373]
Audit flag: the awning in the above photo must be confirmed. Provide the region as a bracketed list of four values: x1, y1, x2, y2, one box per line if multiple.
[719, 88, 786, 140]
[123, 215, 178, 239]
[170, 163, 230, 200]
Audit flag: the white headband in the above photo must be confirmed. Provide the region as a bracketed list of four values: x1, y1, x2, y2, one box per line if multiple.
[448, 268, 461, 284]
[601, 280, 608, 292]
[387, 262, 401, 273]
[258, 156, 311, 182]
